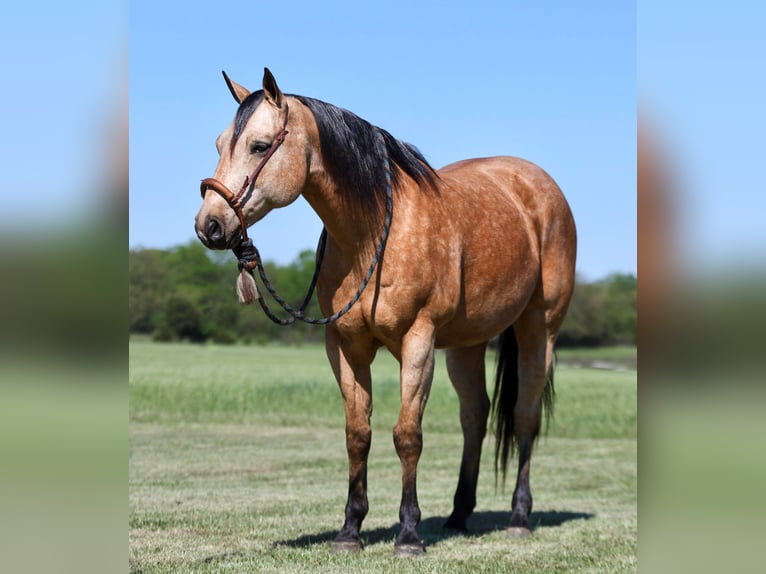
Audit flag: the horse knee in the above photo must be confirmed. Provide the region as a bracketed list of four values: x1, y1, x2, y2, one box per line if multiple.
[346, 424, 372, 458]
[393, 422, 423, 460]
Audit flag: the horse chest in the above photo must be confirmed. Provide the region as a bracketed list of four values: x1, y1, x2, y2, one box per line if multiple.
[329, 279, 430, 341]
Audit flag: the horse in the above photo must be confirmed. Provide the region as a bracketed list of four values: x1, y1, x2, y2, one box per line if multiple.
[194, 68, 576, 556]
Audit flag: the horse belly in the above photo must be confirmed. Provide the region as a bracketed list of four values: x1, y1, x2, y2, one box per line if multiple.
[434, 278, 537, 348]
[434, 214, 540, 348]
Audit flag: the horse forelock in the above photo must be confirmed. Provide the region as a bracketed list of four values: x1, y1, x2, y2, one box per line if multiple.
[230, 90, 265, 153]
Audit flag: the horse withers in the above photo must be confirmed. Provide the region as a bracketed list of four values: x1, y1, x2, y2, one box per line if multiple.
[195, 68, 576, 556]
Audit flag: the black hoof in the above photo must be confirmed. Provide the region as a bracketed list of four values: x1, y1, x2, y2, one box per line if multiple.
[394, 543, 425, 557]
[331, 540, 363, 553]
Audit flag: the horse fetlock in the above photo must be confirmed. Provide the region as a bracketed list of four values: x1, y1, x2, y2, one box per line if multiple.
[511, 489, 533, 516]
[346, 495, 368, 521]
[444, 510, 469, 532]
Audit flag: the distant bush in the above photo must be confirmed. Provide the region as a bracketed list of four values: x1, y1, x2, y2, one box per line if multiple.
[558, 273, 636, 347]
[130, 242, 324, 344]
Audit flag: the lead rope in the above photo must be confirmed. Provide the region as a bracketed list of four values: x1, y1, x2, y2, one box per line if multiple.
[233, 130, 393, 326]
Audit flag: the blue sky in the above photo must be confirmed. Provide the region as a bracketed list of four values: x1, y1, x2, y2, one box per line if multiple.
[0, 2, 124, 222]
[129, 1, 636, 281]
[4, 3, 764, 283]
[639, 1, 766, 272]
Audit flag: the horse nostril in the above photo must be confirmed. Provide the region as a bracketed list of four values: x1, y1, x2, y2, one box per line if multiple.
[206, 216, 223, 242]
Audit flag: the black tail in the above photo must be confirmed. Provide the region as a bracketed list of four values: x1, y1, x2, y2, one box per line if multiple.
[491, 326, 556, 486]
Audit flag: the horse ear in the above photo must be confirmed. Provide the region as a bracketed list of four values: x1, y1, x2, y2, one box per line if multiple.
[222, 71, 250, 104]
[262, 67, 284, 108]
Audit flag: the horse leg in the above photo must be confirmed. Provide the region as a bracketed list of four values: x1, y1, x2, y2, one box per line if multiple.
[507, 307, 555, 538]
[392, 318, 436, 556]
[444, 343, 490, 531]
[325, 326, 375, 552]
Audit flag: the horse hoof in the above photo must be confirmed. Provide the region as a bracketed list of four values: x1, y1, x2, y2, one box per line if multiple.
[331, 540, 363, 553]
[506, 526, 532, 539]
[394, 543, 425, 557]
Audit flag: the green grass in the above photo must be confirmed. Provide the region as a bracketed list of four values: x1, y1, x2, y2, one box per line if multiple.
[130, 340, 636, 573]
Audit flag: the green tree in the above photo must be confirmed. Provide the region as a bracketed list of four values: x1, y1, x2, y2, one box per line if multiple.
[129, 249, 168, 333]
[153, 295, 206, 342]
[602, 273, 637, 344]
[558, 273, 636, 347]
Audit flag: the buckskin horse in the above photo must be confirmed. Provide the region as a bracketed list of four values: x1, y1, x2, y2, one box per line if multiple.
[194, 68, 576, 556]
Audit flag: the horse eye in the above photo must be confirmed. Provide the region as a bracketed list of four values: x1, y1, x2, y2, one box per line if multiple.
[250, 141, 270, 154]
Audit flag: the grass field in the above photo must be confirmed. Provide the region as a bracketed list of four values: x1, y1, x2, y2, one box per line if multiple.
[129, 340, 636, 573]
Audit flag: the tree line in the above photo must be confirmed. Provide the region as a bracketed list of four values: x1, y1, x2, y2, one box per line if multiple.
[130, 241, 635, 347]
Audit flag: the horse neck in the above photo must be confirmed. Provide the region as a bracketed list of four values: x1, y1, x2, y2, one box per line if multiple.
[302, 175, 387, 263]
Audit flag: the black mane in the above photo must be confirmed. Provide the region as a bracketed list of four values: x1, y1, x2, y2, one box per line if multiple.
[230, 91, 438, 213]
[296, 96, 439, 213]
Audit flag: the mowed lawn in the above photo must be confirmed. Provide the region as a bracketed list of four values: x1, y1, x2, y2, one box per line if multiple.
[129, 340, 636, 573]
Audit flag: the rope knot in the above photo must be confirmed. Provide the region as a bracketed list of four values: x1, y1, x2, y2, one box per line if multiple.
[235, 239, 259, 271]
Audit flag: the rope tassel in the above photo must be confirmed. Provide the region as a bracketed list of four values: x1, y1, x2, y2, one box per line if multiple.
[236, 267, 260, 304]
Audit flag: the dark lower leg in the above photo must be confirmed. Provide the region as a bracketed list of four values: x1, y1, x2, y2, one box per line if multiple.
[335, 470, 368, 545]
[393, 425, 424, 553]
[444, 345, 489, 531]
[334, 426, 371, 547]
[509, 440, 534, 532]
[505, 306, 557, 537]
[445, 417, 487, 530]
[397, 478, 422, 547]
[445, 465, 479, 530]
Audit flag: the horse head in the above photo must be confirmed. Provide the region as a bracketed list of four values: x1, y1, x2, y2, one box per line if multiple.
[195, 68, 309, 250]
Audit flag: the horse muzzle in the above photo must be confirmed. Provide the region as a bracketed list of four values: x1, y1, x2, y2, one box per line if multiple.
[194, 214, 226, 249]
[196, 177, 250, 250]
